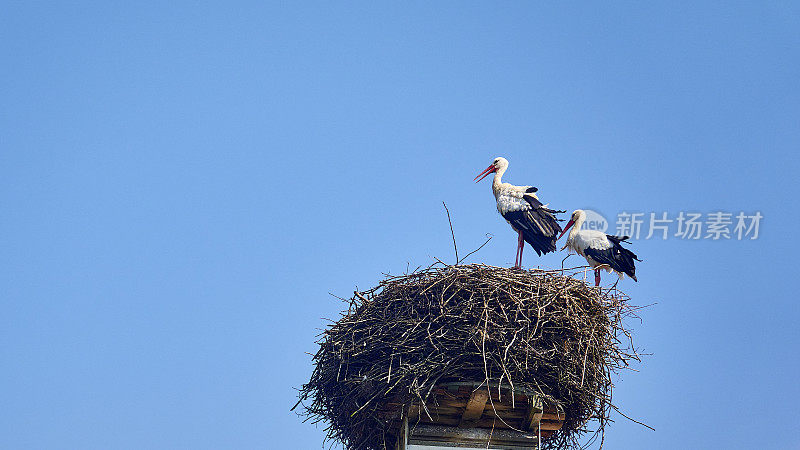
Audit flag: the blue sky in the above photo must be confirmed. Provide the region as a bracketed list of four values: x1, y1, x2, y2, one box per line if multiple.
[2, 2, 799, 449]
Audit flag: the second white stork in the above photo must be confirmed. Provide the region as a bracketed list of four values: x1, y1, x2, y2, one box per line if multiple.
[557, 209, 640, 286]
[474, 157, 563, 268]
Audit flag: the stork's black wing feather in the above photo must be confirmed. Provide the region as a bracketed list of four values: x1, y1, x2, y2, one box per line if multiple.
[501, 195, 563, 256]
[583, 235, 640, 281]
[523, 194, 566, 215]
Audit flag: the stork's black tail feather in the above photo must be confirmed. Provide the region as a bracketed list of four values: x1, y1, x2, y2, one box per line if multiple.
[602, 235, 639, 281]
[524, 206, 562, 256]
[503, 202, 563, 257]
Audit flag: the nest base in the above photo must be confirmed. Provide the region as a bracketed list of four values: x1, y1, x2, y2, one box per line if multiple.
[297, 264, 640, 450]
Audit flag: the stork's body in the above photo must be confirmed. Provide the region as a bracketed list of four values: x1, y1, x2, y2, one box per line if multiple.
[475, 157, 562, 268]
[558, 210, 640, 286]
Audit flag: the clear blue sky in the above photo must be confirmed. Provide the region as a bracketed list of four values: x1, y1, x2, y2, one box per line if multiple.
[2, 2, 799, 449]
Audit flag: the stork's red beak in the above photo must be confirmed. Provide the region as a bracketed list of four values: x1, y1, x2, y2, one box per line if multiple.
[557, 219, 575, 240]
[474, 165, 497, 182]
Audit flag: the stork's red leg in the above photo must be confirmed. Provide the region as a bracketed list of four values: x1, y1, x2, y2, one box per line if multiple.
[513, 237, 519, 268]
[594, 269, 601, 286]
[515, 231, 524, 269]
[514, 242, 520, 268]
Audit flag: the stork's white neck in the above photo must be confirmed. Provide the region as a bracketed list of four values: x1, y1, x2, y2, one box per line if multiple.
[491, 165, 507, 193]
[568, 214, 586, 242]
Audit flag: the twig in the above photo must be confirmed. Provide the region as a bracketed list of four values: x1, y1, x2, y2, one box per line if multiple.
[442, 202, 458, 265]
[458, 234, 493, 264]
[610, 404, 655, 431]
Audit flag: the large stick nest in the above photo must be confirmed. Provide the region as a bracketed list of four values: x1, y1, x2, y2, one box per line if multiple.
[296, 264, 642, 449]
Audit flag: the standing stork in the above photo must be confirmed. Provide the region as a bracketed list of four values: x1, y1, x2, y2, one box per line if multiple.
[557, 209, 640, 286]
[474, 157, 563, 268]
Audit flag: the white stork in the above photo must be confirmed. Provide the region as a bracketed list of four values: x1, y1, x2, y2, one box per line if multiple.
[474, 157, 563, 268]
[557, 209, 640, 286]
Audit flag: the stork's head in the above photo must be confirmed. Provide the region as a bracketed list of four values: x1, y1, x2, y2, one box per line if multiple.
[474, 157, 508, 182]
[557, 209, 586, 240]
